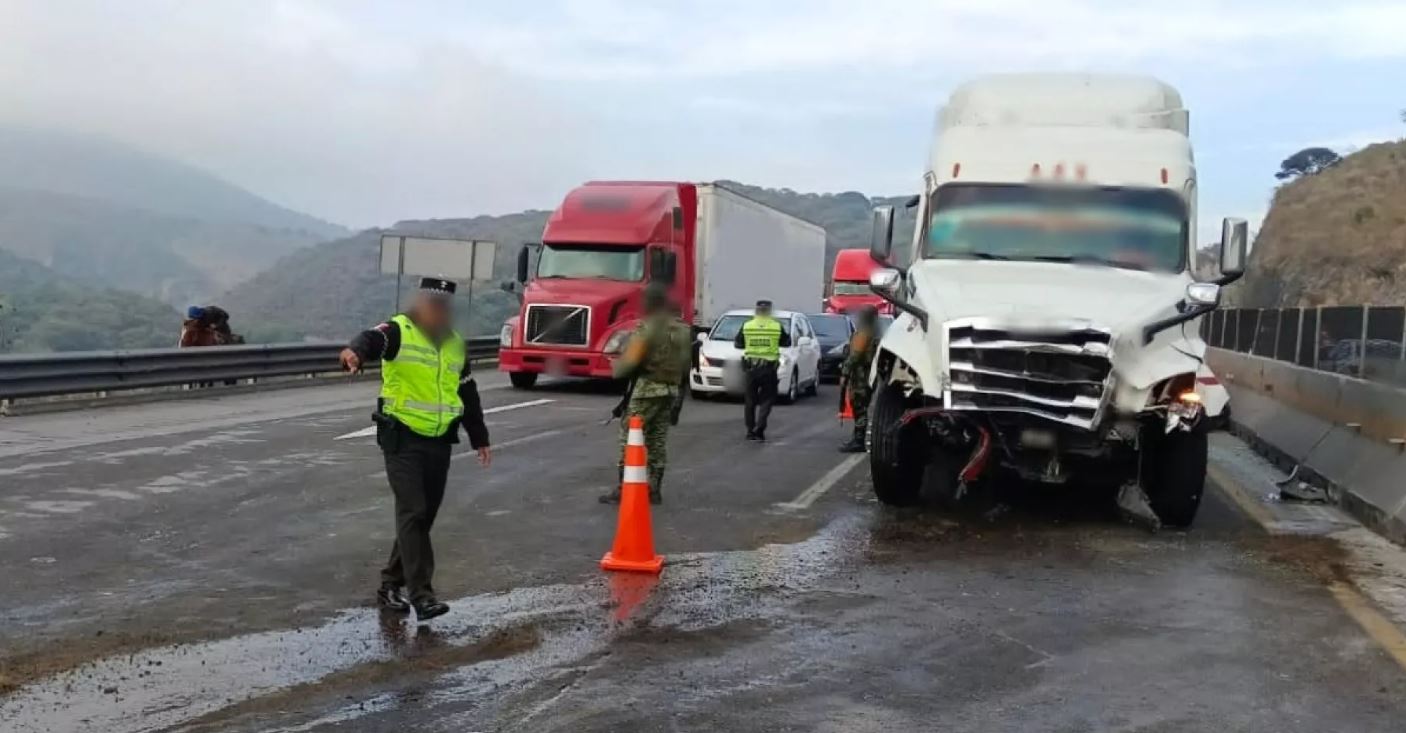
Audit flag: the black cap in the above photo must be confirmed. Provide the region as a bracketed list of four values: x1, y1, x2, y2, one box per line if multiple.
[418, 277, 457, 296]
[756, 299, 773, 308]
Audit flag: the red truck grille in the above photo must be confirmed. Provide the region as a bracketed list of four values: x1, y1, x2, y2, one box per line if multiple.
[525, 305, 590, 347]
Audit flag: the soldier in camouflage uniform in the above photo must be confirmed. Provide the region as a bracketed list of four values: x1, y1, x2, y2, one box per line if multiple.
[839, 305, 880, 453]
[600, 285, 691, 505]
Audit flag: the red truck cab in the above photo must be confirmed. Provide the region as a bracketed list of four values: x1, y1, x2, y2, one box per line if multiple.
[823, 249, 893, 315]
[498, 181, 695, 389]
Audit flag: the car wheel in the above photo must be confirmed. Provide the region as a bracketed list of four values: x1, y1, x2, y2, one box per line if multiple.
[509, 371, 538, 390]
[781, 369, 799, 404]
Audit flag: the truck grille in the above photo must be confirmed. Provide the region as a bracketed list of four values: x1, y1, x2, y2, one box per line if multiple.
[945, 318, 1112, 430]
[525, 305, 590, 347]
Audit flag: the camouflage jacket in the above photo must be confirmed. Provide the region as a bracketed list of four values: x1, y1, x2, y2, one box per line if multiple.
[613, 314, 692, 398]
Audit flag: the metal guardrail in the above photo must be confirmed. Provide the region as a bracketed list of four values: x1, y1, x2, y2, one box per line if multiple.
[0, 337, 500, 400]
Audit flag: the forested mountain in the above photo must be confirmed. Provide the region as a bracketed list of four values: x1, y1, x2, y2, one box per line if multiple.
[0, 248, 178, 353]
[0, 127, 345, 306]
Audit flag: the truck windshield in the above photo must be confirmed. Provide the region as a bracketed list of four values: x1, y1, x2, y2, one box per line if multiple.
[831, 282, 871, 295]
[924, 184, 1188, 273]
[537, 244, 645, 281]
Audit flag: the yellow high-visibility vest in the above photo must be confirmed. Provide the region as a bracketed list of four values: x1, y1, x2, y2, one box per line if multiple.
[380, 314, 465, 437]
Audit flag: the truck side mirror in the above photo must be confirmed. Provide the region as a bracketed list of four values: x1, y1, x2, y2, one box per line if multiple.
[1216, 218, 1247, 285]
[870, 206, 895, 263]
[516, 245, 532, 284]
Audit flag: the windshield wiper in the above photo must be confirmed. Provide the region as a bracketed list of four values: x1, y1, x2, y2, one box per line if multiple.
[1029, 254, 1149, 271]
[944, 252, 1011, 261]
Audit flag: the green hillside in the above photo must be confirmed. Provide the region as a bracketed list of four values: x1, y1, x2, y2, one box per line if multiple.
[0, 127, 346, 306]
[0, 248, 179, 353]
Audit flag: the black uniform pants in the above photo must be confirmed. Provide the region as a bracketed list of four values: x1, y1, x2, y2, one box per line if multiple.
[379, 429, 452, 603]
[743, 359, 779, 434]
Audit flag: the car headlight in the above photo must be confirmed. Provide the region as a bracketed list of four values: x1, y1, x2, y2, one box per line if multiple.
[499, 323, 513, 347]
[602, 329, 631, 355]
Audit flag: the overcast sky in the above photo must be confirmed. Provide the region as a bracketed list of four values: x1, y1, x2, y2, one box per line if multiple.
[3, 0, 1403, 243]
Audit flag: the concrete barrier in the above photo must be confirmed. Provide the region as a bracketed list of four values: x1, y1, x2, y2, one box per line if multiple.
[1208, 347, 1406, 544]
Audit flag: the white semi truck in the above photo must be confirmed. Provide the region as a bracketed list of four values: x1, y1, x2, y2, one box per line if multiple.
[863, 74, 1247, 527]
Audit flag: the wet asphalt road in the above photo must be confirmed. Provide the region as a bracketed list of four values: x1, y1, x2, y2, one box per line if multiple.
[2, 374, 1405, 732]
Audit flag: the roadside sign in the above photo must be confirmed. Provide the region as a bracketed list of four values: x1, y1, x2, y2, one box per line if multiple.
[379, 234, 498, 312]
[379, 235, 497, 282]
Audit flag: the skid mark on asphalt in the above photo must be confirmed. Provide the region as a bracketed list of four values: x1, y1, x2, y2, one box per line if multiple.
[333, 399, 556, 441]
[0, 515, 863, 733]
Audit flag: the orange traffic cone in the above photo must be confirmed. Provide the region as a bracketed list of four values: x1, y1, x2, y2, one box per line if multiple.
[839, 392, 854, 421]
[601, 415, 664, 574]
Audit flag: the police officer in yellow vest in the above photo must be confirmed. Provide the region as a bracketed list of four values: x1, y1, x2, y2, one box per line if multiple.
[733, 299, 791, 441]
[340, 277, 491, 621]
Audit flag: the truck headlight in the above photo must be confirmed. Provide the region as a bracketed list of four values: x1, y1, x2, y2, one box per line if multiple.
[499, 323, 513, 347]
[603, 329, 631, 355]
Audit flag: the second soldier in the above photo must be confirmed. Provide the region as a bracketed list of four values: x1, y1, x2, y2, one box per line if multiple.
[601, 285, 691, 505]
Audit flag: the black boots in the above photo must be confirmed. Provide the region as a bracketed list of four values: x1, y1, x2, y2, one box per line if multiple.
[838, 435, 865, 453]
[376, 584, 410, 613]
[413, 598, 450, 621]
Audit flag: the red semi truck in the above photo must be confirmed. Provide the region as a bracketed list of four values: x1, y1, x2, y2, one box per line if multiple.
[498, 181, 826, 389]
[823, 249, 894, 315]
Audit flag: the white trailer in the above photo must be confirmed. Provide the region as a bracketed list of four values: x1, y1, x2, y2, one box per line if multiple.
[692, 183, 826, 328]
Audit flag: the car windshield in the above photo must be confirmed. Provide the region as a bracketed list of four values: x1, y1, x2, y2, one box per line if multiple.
[537, 244, 645, 281]
[711, 314, 791, 342]
[925, 184, 1188, 273]
[831, 282, 871, 295]
[808, 315, 851, 342]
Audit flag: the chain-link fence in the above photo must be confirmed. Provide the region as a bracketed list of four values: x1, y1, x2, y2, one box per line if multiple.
[1204, 306, 1406, 387]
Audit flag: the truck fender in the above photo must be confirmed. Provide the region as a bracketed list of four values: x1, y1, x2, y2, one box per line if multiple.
[869, 315, 939, 397]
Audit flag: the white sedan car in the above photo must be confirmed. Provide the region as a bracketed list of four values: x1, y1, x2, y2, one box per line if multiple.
[690, 309, 822, 403]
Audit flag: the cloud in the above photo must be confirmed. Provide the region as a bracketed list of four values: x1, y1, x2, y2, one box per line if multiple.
[0, 0, 601, 226]
[1, 0, 1399, 232]
[458, 0, 1406, 81]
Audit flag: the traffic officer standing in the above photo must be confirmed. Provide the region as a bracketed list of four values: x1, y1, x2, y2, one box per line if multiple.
[839, 305, 879, 453]
[339, 277, 491, 621]
[601, 285, 690, 505]
[734, 299, 791, 442]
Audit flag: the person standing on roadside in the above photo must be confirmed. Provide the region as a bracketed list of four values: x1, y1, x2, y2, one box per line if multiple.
[734, 299, 790, 442]
[339, 277, 491, 621]
[601, 285, 690, 505]
[838, 305, 879, 453]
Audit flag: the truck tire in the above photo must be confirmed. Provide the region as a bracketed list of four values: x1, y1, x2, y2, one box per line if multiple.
[1142, 423, 1208, 528]
[509, 371, 538, 390]
[868, 383, 922, 506]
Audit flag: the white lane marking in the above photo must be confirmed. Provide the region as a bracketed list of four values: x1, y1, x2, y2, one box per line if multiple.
[364, 428, 565, 478]
[776, 454, 865, 510]
[453, 429, 562, 460]
[333, 399, 555, 441]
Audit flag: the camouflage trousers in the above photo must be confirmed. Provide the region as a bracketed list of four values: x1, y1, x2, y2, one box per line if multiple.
[617, 395, 674, 493]
[847, 379, 871, 442]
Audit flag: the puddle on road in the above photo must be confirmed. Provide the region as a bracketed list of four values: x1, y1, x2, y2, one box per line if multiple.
[0, 513, 879, 733]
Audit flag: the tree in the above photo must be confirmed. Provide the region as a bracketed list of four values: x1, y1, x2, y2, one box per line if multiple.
[1275, 147, 1342, 180]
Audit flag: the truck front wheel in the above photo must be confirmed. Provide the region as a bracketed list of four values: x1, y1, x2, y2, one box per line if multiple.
[868, 383, 923, 506]
[509, 371, 538, 390]
[1141, 423, 1208, 528]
